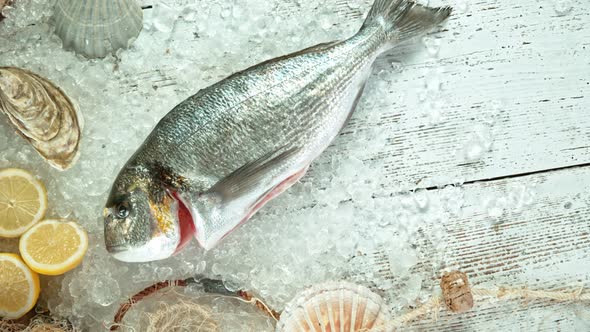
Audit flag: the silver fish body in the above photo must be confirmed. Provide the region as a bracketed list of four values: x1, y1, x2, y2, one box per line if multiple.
[104, 0, 452, 262]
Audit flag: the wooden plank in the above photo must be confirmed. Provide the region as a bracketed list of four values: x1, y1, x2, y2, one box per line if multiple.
[347, 165, 590, 330]
[314, 0, 590, 187]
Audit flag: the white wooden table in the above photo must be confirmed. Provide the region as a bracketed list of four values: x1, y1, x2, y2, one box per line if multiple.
[131, 0, 590, 329]
[354, 0, 589, 329]
[1, 0, 587, 330]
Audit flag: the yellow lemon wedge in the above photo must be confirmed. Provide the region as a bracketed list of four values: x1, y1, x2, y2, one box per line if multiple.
[0, 253, 40, 319]
[19, 219, 88, 276]
[0, 168, 48, 238]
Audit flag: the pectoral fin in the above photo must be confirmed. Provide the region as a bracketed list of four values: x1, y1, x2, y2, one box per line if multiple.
[205, 146, 302, 202]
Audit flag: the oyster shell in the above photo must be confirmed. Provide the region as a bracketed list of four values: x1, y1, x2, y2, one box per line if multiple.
[53, 0, 143, 59]
[0, 0, 13, 21]
[276, 281, 392, 332]
[0, 67, 82, 171]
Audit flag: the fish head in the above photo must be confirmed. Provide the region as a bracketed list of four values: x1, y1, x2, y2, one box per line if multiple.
[104, 177, 181, 263]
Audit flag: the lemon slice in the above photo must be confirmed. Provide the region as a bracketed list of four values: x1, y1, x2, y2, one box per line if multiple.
[0, 253, 40, 319]
[0, 168, 47, 238]
[19, 219, 88, 276]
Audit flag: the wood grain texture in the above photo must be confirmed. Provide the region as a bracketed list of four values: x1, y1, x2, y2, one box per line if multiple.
[416, 169, 590, 330]
[347, 166, 590, 330]
[317, 0, 590, 188]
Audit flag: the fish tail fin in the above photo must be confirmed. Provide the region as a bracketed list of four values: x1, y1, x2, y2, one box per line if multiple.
[361, 0, 452, 44]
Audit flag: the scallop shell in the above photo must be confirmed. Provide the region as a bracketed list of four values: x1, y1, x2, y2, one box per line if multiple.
[53, 0, 143, 59]
[276, 281, 392, 332]
[0, 67, 82, 171]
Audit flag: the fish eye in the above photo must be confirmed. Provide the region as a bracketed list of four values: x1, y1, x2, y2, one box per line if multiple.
[116, 202, 130, 219]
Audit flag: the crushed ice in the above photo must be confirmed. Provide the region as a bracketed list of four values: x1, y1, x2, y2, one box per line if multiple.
[0, 0, 466, 330]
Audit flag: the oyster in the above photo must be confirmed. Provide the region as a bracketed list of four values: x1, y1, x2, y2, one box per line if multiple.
[0, 0, 13, 21]
[0, 67, 82, 171]
[276, 281, 392, 332]
[53, 0, 143, 59]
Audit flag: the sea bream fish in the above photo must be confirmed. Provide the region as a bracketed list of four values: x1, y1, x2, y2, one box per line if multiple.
[104, 0, 452, 262]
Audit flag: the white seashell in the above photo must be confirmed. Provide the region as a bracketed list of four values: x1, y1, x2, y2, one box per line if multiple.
[277, 281, 393, 332]
[0, 67, 83, 171]
[53, 0, 143, 59]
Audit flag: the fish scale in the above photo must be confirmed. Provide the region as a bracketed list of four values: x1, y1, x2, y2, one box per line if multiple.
[192, 38, 371, 176]
[162, 34, 374, 166]
[104, 0, 452, 262]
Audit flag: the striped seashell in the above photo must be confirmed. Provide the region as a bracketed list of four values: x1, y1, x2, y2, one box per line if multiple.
[276, 281, 392, 332]
[0, 67, 83, 171]
[53, 0, 143, 59]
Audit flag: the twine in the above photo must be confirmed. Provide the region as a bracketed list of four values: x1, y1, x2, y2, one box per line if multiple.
[0, 320, 26, 332]
[471, 286, 588, 302]
[236, 290, 281, 321]
[0, 314, 75, 332]
[362, 285, 589, 332]
[145, 300, 220, 332]
[110, 280, 187, 331]
[110, 278, 278, 331]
